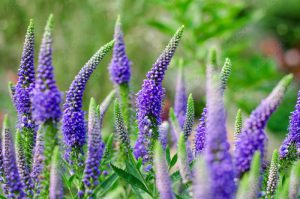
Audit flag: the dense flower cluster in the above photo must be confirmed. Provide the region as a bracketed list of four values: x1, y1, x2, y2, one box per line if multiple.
[13, 19, 36, 129]
[2, 117, 26, 198]
[204, 61, 236, 198]
[235, 74, 293, 175]
[280, 90, 300, 158]
[30, 126, 45, 193]
[108, 16, 131, 85]
[2, 15, 300, 199]
[32, 15, 62, 123]
[194, 107, 207, 155]
[62, 41, 113, 157]
[82, 99, 105, 196]
[134, 26, 184, 169]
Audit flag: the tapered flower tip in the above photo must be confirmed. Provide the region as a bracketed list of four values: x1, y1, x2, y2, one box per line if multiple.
[208, 48, 217, 67]
[266, 149, 279, 196]
[27, 19, 34, 34]
[46, 14, 54, 31]
[114, 99, 130, 149]
[234, 109, 243, 137]
[88, 97, 97, 132]
[116, 15, 121, 25]
[220, 58, 232, 90]
[269, 74, 293, 100]
[280, 73, 293, 87]
[271, 149, 279, 162]
[100, 90, 115, 117]
[2, 114, 9, 130]
[183, 93, 194, 139]
[146, 25, 184, 83]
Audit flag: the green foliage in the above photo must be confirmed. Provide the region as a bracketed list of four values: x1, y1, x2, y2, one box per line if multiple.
[111, 163, 152, 196]
[237, 151, 261, 199]
[177, 133, 191, 184]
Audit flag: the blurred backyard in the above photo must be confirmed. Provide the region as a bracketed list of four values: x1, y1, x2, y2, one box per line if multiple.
[1, 0, 300, 156]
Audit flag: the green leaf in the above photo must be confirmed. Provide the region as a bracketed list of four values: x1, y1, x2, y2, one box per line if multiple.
[96, 173, 118, 197]
[110, 163, 152, 196]
[0, 195, 6, 199]
[170, 170, 182, 182]
[166, 146, 171, 165]
[169, 154, 178, 169]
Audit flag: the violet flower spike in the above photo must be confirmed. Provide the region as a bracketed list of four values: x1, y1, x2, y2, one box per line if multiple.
[114, 99, 131, 151]
[280, 89, 300, 158]
[15, 130, 33, 195]
[62, 40, 113, 158]
[82, 98, 105, 196]
[134, 26, 184, 169]
[235, 74, 293, 175]
[49, 146, 63, 199]
[108, 16, 131, 85]
[174, 65, 187, 129]
[1, 115, 26, 198]
[32, 14, 61, 123]
[30, 125, 45, 194]
[194, 107, 207, 156]
[192, 156, 212, 199]
[183, 93, 194, 139]
[204, 50, 236, 198]
[13, 19, 35, 129]
[154, 142, 175, 199]
[266, 150, 279, 197]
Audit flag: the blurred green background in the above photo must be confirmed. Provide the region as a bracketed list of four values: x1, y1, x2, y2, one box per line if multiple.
[1, 0, 300, 150]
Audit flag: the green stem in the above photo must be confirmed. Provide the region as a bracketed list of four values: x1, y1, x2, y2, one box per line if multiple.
[118, 83, 131, 133]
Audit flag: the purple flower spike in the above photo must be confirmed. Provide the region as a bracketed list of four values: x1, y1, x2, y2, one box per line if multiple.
[49, 147, 63, 199]
[82, 98, 105, 196]
[154, 142, 175, 199]
[174, 66, 187, 129]
[194, 107, 207, 156]
[31, 126, 45, 193]
[109, 16, 131, 85]
[134, 26, 184, 168]
[62, 40, 114, 156]
[280, 89, 300, 158]
[204, 51, 236, 198]
[13, 19, 35, 129]
[2, 115, 26, 198]
[235, 74, 293, 175]
[32, 14, 61, 123]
